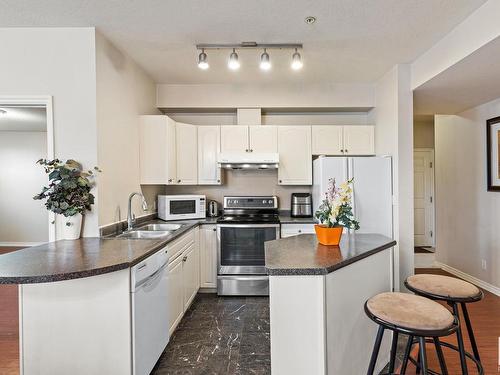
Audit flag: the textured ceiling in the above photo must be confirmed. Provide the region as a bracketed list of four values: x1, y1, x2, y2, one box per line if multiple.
[0, 0, 486, 84]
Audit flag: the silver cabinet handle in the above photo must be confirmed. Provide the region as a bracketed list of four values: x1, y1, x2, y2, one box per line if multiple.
[177, 179, 181, 183]
[345, 149, 348, 153]
[182, 255, 188, 262]
[217, 179, 220, 183]
[168, 178, 172, 183]
[213, 228, 217, 231]
[245, 149, 249, 152]
[298, 230, 302, 233]
[340, 149, 344, 153]
[138, 263, 147, 270]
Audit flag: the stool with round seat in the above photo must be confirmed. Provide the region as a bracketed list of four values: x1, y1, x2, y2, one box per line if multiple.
[365, 292, 458, 375]
[405, 274, 484, 375]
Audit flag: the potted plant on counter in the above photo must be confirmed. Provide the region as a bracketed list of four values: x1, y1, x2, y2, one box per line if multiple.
[34, 159, 101, 240]
[314, 178, 360, 246]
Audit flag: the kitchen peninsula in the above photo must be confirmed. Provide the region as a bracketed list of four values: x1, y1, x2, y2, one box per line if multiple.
[265, 233, 396, 375]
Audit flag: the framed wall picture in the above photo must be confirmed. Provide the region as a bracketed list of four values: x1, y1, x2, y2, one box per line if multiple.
[487, 116, 500, 191]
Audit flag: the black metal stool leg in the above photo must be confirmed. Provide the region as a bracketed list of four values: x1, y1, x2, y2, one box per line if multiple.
[388, 331, 399, 374]
[416, 351, 421, 374]
[367, 326, 384, 375]
[400, 334, 414, 374]
[418, 337, 428, 375]
[433, 337, 448, 375]
[452, 303, 469, 375]
[461, 302, 482, 372]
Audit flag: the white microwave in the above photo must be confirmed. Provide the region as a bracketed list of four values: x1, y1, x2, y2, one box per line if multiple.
[158, 195, 206, 221]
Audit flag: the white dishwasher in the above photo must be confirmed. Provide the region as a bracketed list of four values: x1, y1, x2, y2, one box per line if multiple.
[131, 246, 170, 375]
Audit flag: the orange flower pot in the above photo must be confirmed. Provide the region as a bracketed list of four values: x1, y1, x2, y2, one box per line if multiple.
[314, 225, 343, 246]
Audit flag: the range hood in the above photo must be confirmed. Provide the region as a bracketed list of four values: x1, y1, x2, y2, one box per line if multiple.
[217, 152, 279, 170]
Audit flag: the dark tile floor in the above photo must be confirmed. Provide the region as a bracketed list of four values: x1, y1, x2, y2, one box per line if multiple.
[152, 294, 270, 375]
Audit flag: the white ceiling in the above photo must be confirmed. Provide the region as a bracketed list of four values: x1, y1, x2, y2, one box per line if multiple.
[0, 0, 486, 84]
[414, 35, 500, 115]
[0, 107, 47, 132]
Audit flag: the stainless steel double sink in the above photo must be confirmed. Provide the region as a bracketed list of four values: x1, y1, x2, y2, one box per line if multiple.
[116, 223, 184, 239]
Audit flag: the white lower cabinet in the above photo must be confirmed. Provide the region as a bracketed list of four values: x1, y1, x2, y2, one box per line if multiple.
[199, 225, 217, 288]
[280, 223, 316, 238]
[167, 255, 184, 336]
[166, 228, 200, 335]
[183, 241, 200, 310]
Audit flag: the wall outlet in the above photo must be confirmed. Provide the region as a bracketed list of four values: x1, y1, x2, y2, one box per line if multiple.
[481, 259, 487, 270]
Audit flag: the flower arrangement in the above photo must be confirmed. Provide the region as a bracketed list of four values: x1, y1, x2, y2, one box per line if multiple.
[33, 159, 101, 225]
[315, 178, 360, 230]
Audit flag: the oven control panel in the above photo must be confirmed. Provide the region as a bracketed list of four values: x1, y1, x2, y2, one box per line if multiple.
[224, 196, 278, 209]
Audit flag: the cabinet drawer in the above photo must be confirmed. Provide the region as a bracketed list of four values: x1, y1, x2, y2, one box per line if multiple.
[167, 229, 195, 264]
[281, 223, 316, 238]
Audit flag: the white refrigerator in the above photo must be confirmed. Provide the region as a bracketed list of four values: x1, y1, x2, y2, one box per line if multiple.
[312, 156, 393, 238]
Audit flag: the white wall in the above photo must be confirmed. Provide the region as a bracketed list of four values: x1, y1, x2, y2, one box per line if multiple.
[372, 65, 414, 290]
[157, 83, 375, 109]
[414, 117, 435, 148]
[435, 97, 500, 288]
[165, 169, 309, 210]
[0, 27, 99, 237]
[0, 131, 48, 244]
[95, 32, 162, 226]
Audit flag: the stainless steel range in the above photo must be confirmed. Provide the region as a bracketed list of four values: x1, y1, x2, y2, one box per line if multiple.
[217, 196, 280, 296]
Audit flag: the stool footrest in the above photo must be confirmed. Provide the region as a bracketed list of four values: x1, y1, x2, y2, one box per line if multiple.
[408, 337, 484, 375]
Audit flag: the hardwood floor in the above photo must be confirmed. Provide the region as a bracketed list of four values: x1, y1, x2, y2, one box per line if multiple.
[0, 265, 497, 374]
[0, 247, 20, 375]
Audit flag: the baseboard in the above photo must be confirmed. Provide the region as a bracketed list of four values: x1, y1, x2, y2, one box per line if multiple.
[0, 242, 43, 247]
[434, 261, 500, 297]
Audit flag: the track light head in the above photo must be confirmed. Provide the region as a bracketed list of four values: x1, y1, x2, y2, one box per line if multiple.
[197, 48, 209, 70]
[260, 49, 271, 71]
[228, 48, 240, 70]
[291, 48, 303, 70]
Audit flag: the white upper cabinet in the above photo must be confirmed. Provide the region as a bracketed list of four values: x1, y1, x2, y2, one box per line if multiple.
[220, 126, 249, 153]
[197, 126, 221, 185]
[343, 126, 375, 155]
[312, 126, 343, 155]
[278, 126, 312, 185]
[249, 126, 278, 153]
[139, 115, 176, 185]
[311, 125, 375, 156]
[175, 122, 198, 185]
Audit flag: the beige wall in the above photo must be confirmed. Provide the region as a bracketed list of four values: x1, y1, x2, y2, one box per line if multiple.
[0, 27, 99, 237]
[165, 169, 310, 210]
[414, 116, 435, 148]
[0, 131, 48, 244]
[95, 32, 162, 226]
[435, 97, 500, 288]
[372, 65, 414, 290]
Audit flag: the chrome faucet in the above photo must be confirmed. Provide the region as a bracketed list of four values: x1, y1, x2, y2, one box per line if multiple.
[127, 192, 148, 231]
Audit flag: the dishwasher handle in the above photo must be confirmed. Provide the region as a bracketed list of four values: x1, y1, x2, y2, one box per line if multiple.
[135, 261, 168, 290]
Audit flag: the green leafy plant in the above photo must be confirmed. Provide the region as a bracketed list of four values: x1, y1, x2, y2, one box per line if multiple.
[315, 178, 360, 229]
[34, 159, 101, 224]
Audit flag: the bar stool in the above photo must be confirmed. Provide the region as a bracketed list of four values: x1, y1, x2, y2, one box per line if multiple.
[365, 292, 458, 375]
[405, 274, 484, 375]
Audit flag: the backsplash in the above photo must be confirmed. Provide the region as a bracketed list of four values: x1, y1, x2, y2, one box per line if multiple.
[162, 169, 311, 210]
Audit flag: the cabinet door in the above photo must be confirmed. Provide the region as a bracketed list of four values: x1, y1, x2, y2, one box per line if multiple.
[249, 126, 277, 153]
[312, 126, 343, 155]
[220, 126, 249, 153]
[280, 224, 316, 238]
[343, 126, 375, 155]
[175, 122, 198, 184]
[199, 225, 217, 288]
[167, 256, 184, 335]
[139, 115, 176, 184]
[198, 126, 222, 185]
[182, 242, 200, 310]
[278, 126, 312, 185]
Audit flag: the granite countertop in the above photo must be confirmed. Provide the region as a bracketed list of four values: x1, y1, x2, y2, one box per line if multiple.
[265, 233, 396, 276]
[0, 218, 219, 285]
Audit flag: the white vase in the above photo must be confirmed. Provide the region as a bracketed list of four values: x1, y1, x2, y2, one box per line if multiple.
[62, 214, 82, 240]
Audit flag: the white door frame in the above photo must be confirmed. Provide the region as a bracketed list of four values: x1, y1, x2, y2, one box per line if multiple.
[413, 148, 435, 247]
[0, 96, 56, 242]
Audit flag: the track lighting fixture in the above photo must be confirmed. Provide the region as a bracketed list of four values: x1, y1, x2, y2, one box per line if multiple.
[291, 48, 303, 70]
[259, 48, 271, 71]
[228, 48, 240, 70]
[197, 48, 209, 70]
[195, 42, 303, 72]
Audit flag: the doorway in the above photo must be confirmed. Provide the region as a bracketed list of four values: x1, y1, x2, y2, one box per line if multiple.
[413, 148, 435, 247]
[0, 96, 55, 250]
